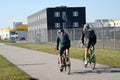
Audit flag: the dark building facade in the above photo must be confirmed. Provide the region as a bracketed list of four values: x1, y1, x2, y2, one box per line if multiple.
[27, 6, 86, 43]
[47, 6, 86, 29]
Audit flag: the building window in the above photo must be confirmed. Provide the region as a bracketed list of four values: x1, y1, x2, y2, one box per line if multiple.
[38, 15, 40, 20]
[55, 23, 61, 28]
[73, 22, 79, 27]
[73, 11, 78, 17]
[54, 12, 60, 17]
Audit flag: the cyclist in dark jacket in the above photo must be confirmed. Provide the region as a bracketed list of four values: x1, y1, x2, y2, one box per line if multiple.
[81, 24, 97, 66]
[56, 29, 70, 71]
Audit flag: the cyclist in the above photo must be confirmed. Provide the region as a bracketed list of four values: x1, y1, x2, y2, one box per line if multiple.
[81, 24, 97, 67]
[56, 29, 71, 71]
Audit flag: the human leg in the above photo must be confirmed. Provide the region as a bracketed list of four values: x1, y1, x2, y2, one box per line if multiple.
[84, 47, 88, 64]
[58, 46, 65, 70]
[65, 46, 70, 61]
[84, 39, 91, 65]
[58, 54, 62, 68]
[91, 41, 96, 54]
[65, 49, 69, 57]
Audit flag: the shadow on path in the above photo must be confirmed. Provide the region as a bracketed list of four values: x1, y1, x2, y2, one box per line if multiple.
[28, 78, 38, 80]
[71, 66, 120, 75]
[17, 63, 47, 66]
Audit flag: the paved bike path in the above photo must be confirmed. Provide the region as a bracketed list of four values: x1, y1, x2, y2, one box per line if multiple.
[0, 43, 120, 80]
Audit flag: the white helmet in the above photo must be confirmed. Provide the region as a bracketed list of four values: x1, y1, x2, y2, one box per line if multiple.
[57, 29, 64, 33]
[83, 24, 89, 31]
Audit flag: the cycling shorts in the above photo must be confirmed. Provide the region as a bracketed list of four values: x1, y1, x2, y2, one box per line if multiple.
[59, 45, 70, 55]
[85, 38, 96, 49]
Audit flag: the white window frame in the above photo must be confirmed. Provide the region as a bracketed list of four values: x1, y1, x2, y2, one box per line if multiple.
[73, 11, 78, 17]
[55, 23, 61, 28]
[54, 12, 60, 17]
[73, 22, 79, 27]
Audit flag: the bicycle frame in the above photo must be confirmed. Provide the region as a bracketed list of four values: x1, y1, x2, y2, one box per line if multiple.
[83, 46, 96, 70]
[55, 48, 71, 74]
[87, 48, 93, 63]
[62, 52, 71, 74]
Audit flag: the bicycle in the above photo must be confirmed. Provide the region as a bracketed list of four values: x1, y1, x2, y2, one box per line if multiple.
[58, 52, 71, 75]
[54, 48, 71, 74]
[83, 47, 96, 70]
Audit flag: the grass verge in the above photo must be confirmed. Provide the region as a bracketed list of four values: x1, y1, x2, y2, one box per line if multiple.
[7, 42, 120, 68]
[0, 55, 37, 80]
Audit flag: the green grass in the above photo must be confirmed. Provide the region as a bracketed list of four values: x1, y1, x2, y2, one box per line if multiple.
[95, 49, 120, 67]
[0, 55, 37, 80]
[7, 42, 120, 68]
[0, 40, 9, 43]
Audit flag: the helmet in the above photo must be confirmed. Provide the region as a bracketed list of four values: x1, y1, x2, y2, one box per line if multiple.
[83, 24, 89, 31]
[58, 29, 64, 32]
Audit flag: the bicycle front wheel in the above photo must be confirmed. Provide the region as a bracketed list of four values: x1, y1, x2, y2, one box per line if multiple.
[90, 54, 96, 70]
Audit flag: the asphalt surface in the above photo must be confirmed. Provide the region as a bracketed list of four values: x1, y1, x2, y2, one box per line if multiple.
[0, 43, 120, 80]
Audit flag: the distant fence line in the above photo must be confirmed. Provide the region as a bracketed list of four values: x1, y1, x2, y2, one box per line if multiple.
[27, 27, 120, 50]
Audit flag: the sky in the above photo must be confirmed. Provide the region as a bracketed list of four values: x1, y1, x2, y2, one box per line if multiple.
[0, 0, 120, 28]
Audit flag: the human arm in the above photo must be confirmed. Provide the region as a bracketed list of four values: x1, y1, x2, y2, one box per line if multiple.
[56, 36, 60, 50]
[81, 31, 85, 44]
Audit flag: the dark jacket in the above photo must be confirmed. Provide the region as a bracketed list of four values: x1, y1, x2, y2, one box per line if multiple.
[56, 32, 70, 49]
[81, 29, 96, 44]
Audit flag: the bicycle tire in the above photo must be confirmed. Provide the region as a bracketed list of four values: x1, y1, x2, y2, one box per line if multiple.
[90, 54, 96, 70]
[65, 58, 71, 75]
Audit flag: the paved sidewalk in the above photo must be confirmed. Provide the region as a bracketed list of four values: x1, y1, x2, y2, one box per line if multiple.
[0, 43, 120, 80]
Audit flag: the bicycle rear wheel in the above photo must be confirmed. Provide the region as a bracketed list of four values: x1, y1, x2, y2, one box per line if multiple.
[90, 54, 96, 70]
[65, 58, 71, 75]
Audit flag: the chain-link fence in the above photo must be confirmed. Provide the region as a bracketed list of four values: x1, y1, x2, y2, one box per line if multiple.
[48, 28, 82, 47]
[47, 27, 120, 50]
[27, 27, 120, 50]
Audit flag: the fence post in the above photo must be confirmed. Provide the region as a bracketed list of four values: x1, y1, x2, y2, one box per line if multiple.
[111, 20, 116, 49]
[51, 30, 53, 43]
[114, 28, 116, 49]
[102, 24, 104, 49]
[73, 28, 75, 41]
[99, 21, 104, 49]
